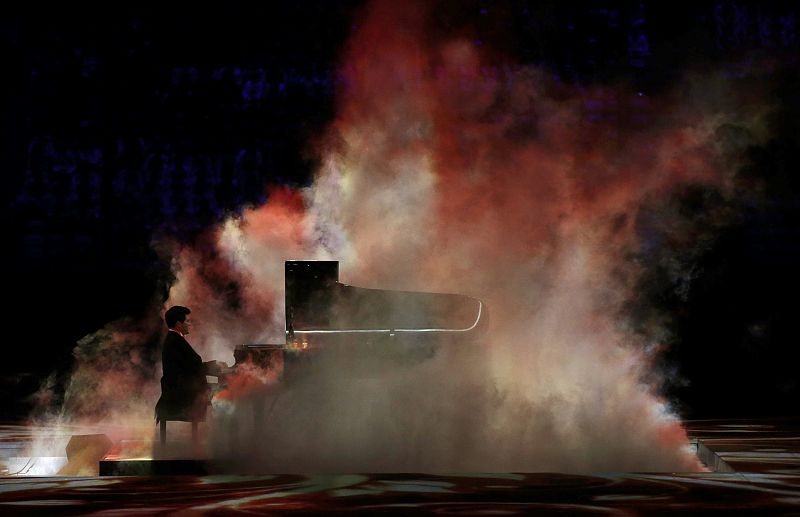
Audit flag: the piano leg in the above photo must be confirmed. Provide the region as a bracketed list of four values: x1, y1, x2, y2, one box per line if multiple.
[191, 422, 198, 444]
[160, 420, 167, 446]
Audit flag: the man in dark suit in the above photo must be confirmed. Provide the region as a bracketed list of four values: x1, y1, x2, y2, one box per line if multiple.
[155, 305, 222, 444]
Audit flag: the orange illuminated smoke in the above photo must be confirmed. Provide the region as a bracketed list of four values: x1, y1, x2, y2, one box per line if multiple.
[215, 358, 283, 402]
[160, 0, 748, 472]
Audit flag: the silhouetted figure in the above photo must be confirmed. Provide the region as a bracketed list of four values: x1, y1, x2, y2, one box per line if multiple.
[155, 305, 222, 445]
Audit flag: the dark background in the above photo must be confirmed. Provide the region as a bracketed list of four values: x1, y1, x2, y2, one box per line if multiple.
[2, 1, 798, 421]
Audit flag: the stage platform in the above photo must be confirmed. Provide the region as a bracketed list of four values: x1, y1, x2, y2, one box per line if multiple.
[685, 418, 800, 474]
[1, 418, 798, 514]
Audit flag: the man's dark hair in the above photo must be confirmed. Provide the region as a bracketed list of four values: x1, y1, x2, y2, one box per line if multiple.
[164, 306, 191, 328]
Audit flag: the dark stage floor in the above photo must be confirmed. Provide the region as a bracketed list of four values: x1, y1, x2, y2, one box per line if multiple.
[1, 418, 799, 514]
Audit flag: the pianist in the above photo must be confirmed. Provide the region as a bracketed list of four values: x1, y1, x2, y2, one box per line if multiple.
[155, 305, 222, 425]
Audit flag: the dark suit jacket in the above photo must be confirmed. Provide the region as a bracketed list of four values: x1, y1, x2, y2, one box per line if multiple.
[155, 331, 208, 422]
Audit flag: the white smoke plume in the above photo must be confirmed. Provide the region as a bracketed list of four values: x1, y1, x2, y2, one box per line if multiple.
[30, 1, 770, 474]
[158, 1, 769, 472]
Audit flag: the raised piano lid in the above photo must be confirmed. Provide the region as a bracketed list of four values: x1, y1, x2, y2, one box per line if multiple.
[284, 260, 488, 344]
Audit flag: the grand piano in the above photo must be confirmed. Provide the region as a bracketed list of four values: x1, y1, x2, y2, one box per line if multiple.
[209, 260, 489, 441]
[232, 260, 488, 380]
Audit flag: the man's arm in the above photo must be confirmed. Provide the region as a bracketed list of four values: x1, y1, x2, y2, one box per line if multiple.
[163, 334, 204, 378]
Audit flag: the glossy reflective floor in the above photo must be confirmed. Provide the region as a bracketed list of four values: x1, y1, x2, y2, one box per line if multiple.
[1, 419, 799, 515]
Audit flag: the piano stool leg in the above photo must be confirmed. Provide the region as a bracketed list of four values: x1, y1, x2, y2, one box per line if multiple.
[160, 420, 167, 446]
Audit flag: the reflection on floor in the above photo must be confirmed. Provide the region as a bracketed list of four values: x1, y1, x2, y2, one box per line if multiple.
[1, 418, 799, 514]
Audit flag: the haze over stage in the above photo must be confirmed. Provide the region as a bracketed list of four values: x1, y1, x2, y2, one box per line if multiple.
[2, 419, 800, 514]
[4, 2, 800, 513]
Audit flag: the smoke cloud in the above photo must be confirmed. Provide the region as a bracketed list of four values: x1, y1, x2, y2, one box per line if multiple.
[23, 310, 164, 468]
[31, 0, 769, 474]
[168, 0, 762, 472]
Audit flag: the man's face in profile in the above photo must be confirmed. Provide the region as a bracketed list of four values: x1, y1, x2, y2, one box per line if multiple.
[179, 317, 191, 336]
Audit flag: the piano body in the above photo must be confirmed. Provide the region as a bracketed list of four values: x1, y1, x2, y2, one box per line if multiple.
[233, 260, 488, 380]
